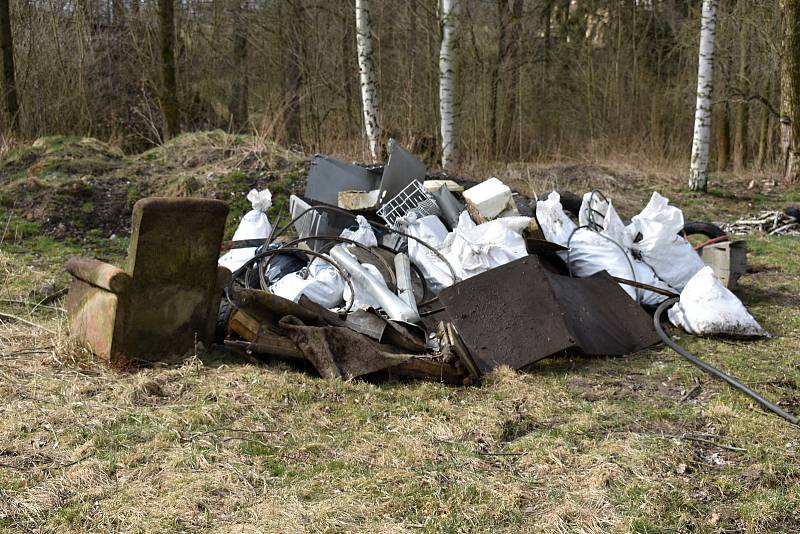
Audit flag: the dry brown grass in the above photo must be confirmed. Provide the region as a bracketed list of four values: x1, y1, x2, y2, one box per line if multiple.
[2, 160, 800, 532]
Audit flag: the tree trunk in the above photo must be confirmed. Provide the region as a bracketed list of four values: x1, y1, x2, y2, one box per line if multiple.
[756, 79, 771, 171]
[714, 102, 729, 171]
[689, 0, 719, 192]
[284, 0, 302, 145]
[502, 0, 523, 157]
[0, 0, 19, 134]
[228, 0, 248, 132]
[158, 0, 179, 140]
[439, 0, 457, 168]
[355, 0, 382, 162]
[781, 0, 800, 182]
[733, 23, 748, 172]
[489, 0, 508, 158]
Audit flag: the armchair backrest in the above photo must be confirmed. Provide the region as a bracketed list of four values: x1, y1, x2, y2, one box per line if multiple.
[119, 197, 229, 361]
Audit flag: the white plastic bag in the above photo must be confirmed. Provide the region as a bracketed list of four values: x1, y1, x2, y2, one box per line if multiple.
[441, 212, 531, 280]
[406, 212, 531, 293]
[536, 192, 577, 246]
[270, 257, 345, 309]
[406, 214, 453, 293]
[339, 215, 378, 248]
[578, 191, 610, 229]
[628, 192, 705, 291]
[566, 202, 673, 305]
[218, 189, 273, 272]
[668, 266, 768, 337]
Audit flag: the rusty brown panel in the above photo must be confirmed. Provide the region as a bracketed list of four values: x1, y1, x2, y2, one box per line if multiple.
[438, 256, 660, 374]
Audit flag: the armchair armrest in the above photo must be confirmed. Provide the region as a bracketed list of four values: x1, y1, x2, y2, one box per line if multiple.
[66, 257, 132, 294]
[217, 266, 232, 291]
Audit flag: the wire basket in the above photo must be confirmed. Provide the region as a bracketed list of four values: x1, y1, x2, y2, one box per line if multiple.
[377, 181, 440, 227]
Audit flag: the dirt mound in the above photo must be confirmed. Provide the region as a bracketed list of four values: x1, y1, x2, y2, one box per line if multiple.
[0, 131, 309, 240]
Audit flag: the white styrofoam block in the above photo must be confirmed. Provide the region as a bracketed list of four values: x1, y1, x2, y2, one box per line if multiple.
[463, 177, 512, 220]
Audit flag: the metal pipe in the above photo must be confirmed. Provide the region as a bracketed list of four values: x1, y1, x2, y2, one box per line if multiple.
[394, 253, 417, 314]
[654, 298, 798, 426]
[330, 245, 420, 323]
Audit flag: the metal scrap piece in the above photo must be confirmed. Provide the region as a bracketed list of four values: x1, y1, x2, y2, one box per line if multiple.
[377, 141, 426, 206]
[306, 155, 381, 205]
[438, 255, 660, 374]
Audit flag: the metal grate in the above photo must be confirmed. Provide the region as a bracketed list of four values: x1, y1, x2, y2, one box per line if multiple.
[376, 181, 440, 227]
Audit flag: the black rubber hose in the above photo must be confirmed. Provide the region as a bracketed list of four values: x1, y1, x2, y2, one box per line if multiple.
[654, 298, 799, 426]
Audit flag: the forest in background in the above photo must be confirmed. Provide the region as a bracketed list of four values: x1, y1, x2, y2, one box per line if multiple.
[0, 0, 786, 171]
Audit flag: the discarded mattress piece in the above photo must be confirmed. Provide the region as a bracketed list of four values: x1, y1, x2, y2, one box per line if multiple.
[668, 266, 768, 337]
[439, 255, 660, 373]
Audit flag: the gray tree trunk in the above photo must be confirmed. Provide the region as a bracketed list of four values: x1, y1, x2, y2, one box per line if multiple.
[0, 0, 19, 134]
[158, 0, 179, 140]
[781, 0, 800, 182]
[228, 0, 248, 132]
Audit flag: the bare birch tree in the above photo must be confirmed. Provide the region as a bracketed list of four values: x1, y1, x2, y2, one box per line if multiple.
[439, 0, 457, 168]
[689, 0, 719, 192]
[356, 0, 381, 162]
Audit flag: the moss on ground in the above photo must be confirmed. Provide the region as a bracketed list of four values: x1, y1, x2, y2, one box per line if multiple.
[0, 131, 308, 241]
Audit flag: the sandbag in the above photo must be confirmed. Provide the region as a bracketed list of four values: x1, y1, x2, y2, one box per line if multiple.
[564, 202, 673, 305]
[406, 214, 453, 293]
[340, 215, 378, 248]
[668, 266, 768, 337]
[218, 189, 273, 272]
[440, 212, 531, 281]
[270, 258, 345, 309]
[536, 191, 577, 246]
[405, 212, 531, 293]
[628, 192, 706, 291]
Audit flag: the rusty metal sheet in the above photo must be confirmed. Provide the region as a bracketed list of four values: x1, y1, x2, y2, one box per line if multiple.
[438, 255, 660, 374]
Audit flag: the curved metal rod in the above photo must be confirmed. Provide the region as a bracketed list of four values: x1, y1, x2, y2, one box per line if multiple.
[226, 246, 356, 314]
[273, 204, 458, 285]
[654, 298, 798, 426]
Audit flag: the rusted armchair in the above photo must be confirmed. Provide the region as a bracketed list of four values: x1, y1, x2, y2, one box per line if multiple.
[66, 197, 231, 363]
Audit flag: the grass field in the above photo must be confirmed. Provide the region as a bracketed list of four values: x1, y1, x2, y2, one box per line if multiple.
[1, 138, 799, 532]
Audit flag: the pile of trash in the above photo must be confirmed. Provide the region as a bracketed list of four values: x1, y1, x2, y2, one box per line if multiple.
[218, 141, 768, 385]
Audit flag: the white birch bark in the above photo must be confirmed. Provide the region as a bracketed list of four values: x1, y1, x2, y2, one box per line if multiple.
[689, 0, 719, 191]
[439, 0, 457, 168]
[356, 0, 382, 162]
